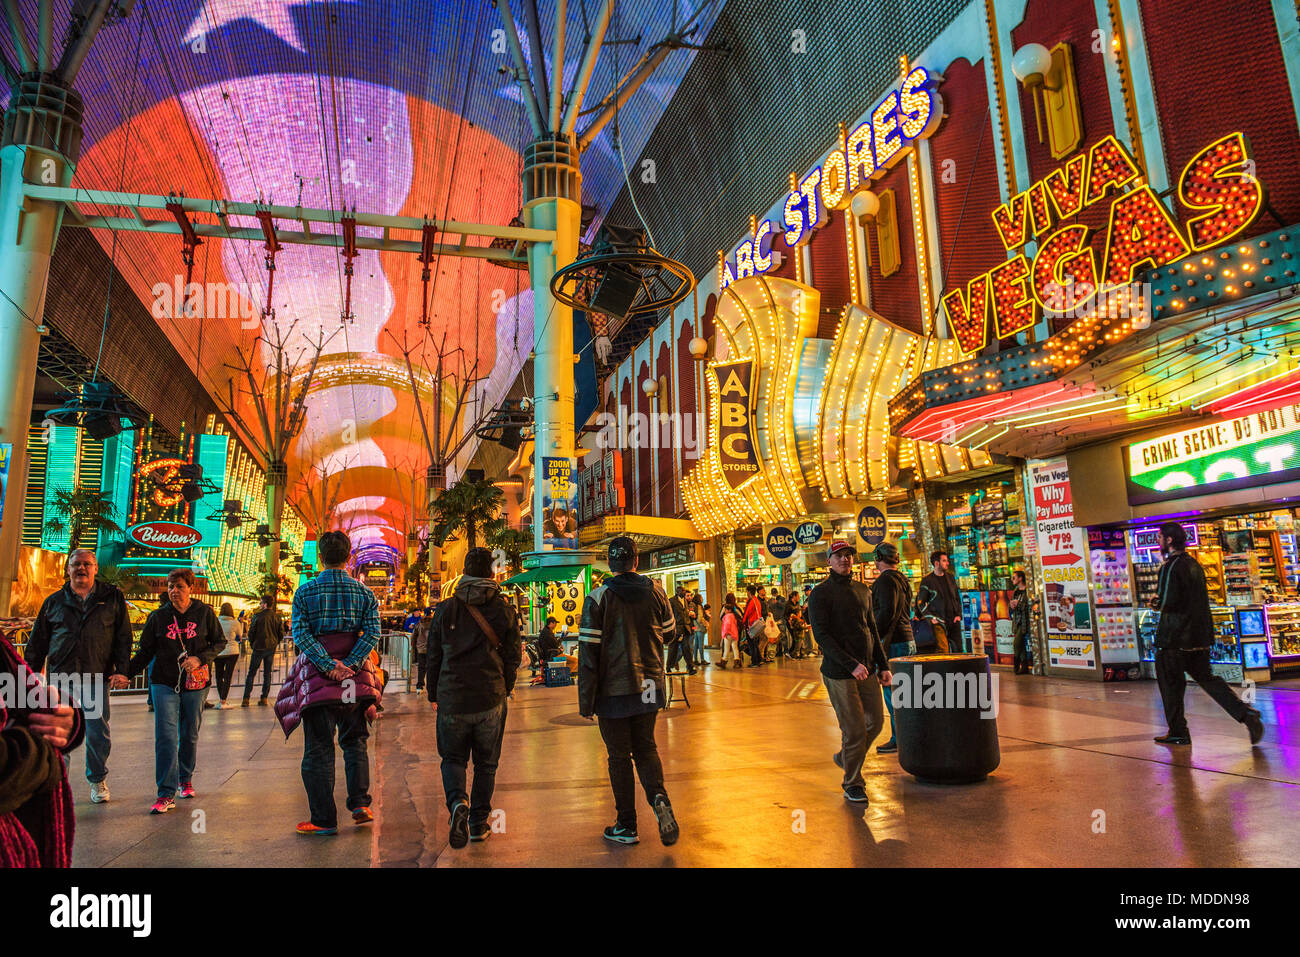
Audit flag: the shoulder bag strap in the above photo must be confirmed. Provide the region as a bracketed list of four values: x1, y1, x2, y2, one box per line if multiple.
[461, 601, 501, 652]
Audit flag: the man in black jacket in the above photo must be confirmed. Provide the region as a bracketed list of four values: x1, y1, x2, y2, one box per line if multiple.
[666, 585, 697, 675]
[807, 541, 893, 803]
[1152, 522, 1263, 746]
[871, 542, 913, 755]
[26, 548, 133, 805]
[917, 550, 962, 653]
[578, 536, 680, 846]
[428, 547, 522, 848]
[242, 594, 283, 706]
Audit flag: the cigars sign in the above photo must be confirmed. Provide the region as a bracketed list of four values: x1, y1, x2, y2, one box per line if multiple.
[128, 521, 203, 551]
[943, 132, 1264, 353]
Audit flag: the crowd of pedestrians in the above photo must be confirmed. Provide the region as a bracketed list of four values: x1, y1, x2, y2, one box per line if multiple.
[3, 523, 1270, 865]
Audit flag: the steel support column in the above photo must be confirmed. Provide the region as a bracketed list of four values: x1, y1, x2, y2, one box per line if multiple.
[0, 78, 82, 614]
[523, 138, 582, 555]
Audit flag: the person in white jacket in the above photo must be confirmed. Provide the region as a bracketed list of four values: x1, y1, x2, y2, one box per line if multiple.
[211, 603, 245, 710]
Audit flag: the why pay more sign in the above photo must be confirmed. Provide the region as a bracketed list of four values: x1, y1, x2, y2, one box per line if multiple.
[1125, 403, 1300, 504]
[1029, 458, 1095, 669]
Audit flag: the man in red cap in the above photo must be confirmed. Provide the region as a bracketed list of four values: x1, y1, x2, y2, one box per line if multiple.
[806, 540, 892, 803]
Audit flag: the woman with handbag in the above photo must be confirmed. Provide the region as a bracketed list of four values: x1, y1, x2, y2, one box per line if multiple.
[127, 569, 225, 815]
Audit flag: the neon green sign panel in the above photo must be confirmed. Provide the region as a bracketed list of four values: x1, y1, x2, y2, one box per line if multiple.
[1126, 405, 1300, 502]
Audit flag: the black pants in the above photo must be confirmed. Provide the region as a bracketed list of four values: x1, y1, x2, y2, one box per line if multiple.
[1013, 629, 1031, 672]
[666, 635, 695, 672]
[436, 702, 506, 826]
[415, 652, 428, 689]
[1155, 647, 1249, 736]
[214, 656, 239, 700]
[300, 704, 371, 829]
[597, 711, 666, 829]
[243, 649, 275, 701]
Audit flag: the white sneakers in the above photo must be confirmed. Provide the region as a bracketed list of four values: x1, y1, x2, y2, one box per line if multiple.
[90, 780, 110, 804]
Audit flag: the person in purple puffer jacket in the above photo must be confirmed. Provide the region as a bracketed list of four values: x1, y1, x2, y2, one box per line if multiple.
[277, 531, 382, 836]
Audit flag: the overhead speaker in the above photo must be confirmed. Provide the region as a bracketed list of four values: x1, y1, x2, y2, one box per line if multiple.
[589, 263, 641, 318]
[82, 413, 123, 441]
[498, 426, 522, 451]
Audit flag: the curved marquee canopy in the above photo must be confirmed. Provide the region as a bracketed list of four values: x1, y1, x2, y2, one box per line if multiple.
[1, 0, 726, 552]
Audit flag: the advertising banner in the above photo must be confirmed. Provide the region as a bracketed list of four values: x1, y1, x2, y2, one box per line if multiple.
[714, 360, 760, 489]
[542, 456, 578, 549]
[1029, 458, 1095, 670]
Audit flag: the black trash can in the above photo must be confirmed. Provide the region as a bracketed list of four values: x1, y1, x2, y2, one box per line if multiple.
[888, 653, 1000, 784]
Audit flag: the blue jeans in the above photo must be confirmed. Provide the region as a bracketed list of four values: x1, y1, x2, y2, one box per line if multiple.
[151, 684, 205, 799]
[436, 702, 506, 826]
[881, 640, 917, 745]
[301, 704, 371, 829]
[243, 649, 276, 701]
[692, 629, 705, 661]
[85, 693, 110, 784]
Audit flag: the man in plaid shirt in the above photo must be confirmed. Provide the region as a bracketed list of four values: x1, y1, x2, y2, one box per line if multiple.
[290, 531, 383, 835]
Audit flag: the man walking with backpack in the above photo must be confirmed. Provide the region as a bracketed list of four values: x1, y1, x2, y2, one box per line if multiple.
[807, 541, 892, 803]
[428, 547, 522, 848]
[242, 594, 283, 707]
[870, 543, 914, 755]
[578, 537, 680, 846]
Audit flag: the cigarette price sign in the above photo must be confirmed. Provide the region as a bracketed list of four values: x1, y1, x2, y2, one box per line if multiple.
[1029, 458, 1095, 669]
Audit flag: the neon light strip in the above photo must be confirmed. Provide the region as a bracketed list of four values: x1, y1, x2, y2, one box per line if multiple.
[996, 394, 1128, 426]
[969, 425, 1010, 450]
[1003, 399, 1131, 428]
[1184, 358, 1279, 409]
[1207, 365, 1300, 415]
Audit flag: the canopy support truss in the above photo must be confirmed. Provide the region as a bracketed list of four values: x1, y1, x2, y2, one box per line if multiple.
[26, 185, 553, 265]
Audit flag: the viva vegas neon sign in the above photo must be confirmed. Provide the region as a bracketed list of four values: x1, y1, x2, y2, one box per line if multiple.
[942, 132, 1264, 353]
[720, 66, 944, 289]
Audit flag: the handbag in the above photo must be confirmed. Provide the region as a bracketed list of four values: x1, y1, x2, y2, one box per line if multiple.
[912, 618, 938, 652]
[747, 618, 767, 641]
[175, 615, 210, 690]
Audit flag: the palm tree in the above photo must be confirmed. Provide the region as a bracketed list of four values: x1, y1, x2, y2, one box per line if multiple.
[97, 563, 144, 597]
[487, 525, 533, 574]
[430, 477, 504, 551]
[43, 485, 122, 553]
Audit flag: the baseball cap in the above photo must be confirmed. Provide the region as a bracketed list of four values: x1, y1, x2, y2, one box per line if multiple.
[827, 540, 857, 559]
[874, 542, 899, 564]
[608, 536, 638, 564]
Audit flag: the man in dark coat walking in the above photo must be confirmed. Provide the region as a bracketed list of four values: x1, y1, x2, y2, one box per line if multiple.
[428, 547, 522, 848]
[871, 542, 913, 755]
[1152, 522, 1263, 746]
[578, 537, 680, 846]
[807, 541, 893, 804]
